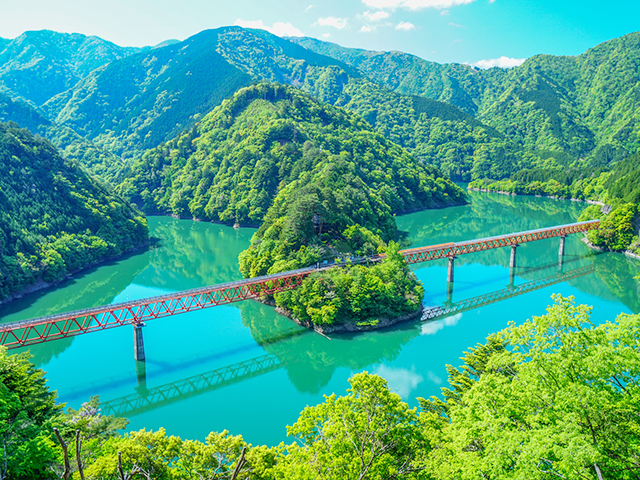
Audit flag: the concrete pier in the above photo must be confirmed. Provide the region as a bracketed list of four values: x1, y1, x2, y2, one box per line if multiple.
[509, 245, 519, 268]
[134, 324, 145, 361]
[447, 256, 456, 283]
[559, 235, 567, 257]
[509, 267, 515, 288]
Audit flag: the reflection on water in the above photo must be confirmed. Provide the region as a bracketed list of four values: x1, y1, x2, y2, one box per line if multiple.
[3, 192, 639, 446]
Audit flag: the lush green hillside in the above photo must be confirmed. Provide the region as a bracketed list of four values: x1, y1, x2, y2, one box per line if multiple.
[0, 122, 148, 302]
[42, 27, 365, 161]
[293, 32, 640, 166]
[0, 93, 128, 184]
[120, 82, 465, 223]
[38, 27, 519, 181]
[0, 30, 146, 106]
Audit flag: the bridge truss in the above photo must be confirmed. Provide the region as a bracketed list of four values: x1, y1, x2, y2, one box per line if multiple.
[0, 220, 598, 349]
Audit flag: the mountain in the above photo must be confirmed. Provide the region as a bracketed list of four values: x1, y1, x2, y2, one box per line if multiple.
[292, 32, 640, 165]
[0, 92, 128, 183]
[0, 30, 146, 106]
[38, 26, 511, 182]
[119, 82, 466, 227]
[0, 122, 148, 302]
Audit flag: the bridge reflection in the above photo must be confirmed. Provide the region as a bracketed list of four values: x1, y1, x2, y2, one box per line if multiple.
[100, 262, 594, 418]
[101, 353, 288, 417]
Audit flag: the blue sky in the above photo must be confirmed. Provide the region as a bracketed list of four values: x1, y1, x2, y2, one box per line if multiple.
[2, 0, 639, 67]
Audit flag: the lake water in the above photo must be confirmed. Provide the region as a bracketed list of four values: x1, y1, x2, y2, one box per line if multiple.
[1, 190, 639, 446]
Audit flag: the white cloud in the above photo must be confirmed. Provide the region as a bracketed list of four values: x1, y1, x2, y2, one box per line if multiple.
[363, 10, 390, 21]
[373, 365, 424, 398]
[305, 4, 316, 11]
[448, 22, 465, 27]
[322, 33, 331, 37]
[395, 21, 415, 31]
[234, 19, 304, 37]
[317, 17, 348, 29]
[360, 25, 374, 33]
[421, 313, 461, 335]
[362, 0, 476, 10]
[472, 56, 526, 69]
[362, 0, 404, 8]
[403, 0, 474, 9]
[427, 371, 443, 385]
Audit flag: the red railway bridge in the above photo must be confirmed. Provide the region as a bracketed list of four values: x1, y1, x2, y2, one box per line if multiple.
[0, 220, 599, 355]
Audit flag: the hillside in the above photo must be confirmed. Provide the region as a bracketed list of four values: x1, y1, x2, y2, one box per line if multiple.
[0, 122, 148, 302]
[0, 92, 128, 184]
[120, 82, 466, 222]
[0, 30, 146, 106]
[36, 27, 513, 181]
[293, 32, 640, 166]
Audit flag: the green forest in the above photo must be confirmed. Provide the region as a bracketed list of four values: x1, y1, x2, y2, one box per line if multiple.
[469, 151, 640, 255]
[0, 122, 148, 302]
[3, 296, 639, 479]
[0, 24, 639, 480]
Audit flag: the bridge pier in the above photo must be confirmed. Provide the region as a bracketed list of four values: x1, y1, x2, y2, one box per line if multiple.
[509, 245, 519, 268]
[447, 256, 456, 283]
[134, 323, 146, 361]
[559, 235, 567, 257]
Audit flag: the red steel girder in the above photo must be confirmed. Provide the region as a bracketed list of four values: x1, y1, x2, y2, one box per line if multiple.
[398, 219, 599, 264]
[0, 220, 599, 349]
[0, 268, 314, 349]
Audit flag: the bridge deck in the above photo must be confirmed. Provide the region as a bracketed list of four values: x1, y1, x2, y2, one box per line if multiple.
[0, 220, 598, 349]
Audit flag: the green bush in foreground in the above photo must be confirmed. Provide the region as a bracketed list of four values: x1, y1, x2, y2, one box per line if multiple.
[2, 295, 639, 479]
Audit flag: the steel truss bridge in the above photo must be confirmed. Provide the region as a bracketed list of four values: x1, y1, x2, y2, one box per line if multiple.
[99, 261, 594, 418]
[0, 220, 598, 349]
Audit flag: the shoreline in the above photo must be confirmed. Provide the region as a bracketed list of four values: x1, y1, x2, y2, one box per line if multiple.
[467, 187, 609, 208]
[468, 187, 640, 260]
[274, 303, 425, 334]
[0, 242, 149, 306]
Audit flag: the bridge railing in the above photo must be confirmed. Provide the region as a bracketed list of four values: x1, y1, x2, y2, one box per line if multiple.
[0, 219, 599, 349]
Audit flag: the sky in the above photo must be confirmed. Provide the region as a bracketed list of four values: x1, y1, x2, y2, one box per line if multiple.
[2, 0, 639, 67]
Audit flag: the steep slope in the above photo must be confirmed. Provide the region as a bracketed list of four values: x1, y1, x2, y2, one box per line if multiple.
[0, 30, 145, 106]
[293, 33, 640, 164]
[120, 82, 466, 225]
[0, 122, 148, 302]
[0, 93, 127, 183]
[41, 26, 513, 180]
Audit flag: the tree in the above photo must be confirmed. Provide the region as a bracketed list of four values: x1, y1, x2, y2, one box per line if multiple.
[425, 295, 640, 479]
[277, 372, 428, 479]
[0, 347, 60, 480]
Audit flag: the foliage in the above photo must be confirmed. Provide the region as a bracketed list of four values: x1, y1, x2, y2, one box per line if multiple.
[0, 30, 143, 107]
[0, 347, 60, 480]
[582, 202, 638, 251]
[275, 372, 427, 479]
[274, 242, 424, 327]
[0, 122, 148, 302]
[420, 295, 640, 479]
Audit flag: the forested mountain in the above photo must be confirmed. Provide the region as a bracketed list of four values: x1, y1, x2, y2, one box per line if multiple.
[119, 83, 465, 276]
[120, 82, 465, 223]
[293, 32, 640, 166]
[38, 26, 508, 180]
[0, 92, 128, 183]
[0, 122, 148, 302]
[0, 30, 147, 106]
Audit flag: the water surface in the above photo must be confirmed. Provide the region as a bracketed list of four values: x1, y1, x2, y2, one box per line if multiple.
[1, 192, 638, 446]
